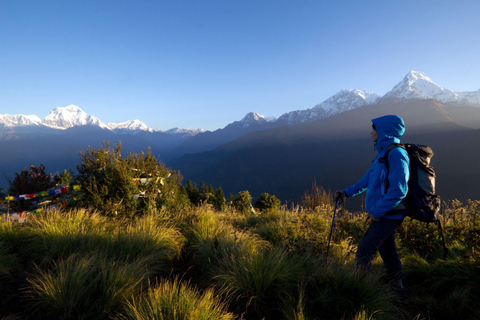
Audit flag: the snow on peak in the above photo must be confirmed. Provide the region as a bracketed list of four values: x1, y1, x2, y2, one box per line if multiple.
[383, 71, 460, 102]
[314, 89, 380, 113]
[43, 105, 109, 130]
[456, 89, 480, 105]
[107, 119, 155, 132]
[277, 89, 379, 125]
[241, 112, 276, 124]
[0, 114, 42, 127]
[236, 112, 276, 128]
[165, 127, 206, 135]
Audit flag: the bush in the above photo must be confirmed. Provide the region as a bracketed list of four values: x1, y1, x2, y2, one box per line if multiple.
[76, 141, 187, 217]
[228, 190, 253, 215]
[254, 193, 281, 212]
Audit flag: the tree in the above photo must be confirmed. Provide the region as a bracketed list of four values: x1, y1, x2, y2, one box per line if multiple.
[214, 187, 226, 211]
[254, 193, 281, 212]
[8, 164, 56, 195]
[184, 180, 200, 205]
[54, 169, 74, 185]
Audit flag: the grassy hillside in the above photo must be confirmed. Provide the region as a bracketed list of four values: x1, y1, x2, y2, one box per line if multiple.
[1, 198, 479, 320]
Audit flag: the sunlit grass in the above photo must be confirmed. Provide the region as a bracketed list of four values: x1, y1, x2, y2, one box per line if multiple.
[118, 277, 235, 320]
[1, 198, 479, 319]
[213, 247, 306, 319]
[26, 253, 152, 319]
[20, 209, 184, 270]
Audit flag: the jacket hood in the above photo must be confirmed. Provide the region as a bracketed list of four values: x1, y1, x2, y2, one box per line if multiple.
[372, 115, 405, 151]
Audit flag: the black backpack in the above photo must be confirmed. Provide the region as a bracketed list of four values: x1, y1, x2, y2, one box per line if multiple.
[384, 143, 441, 223]
[384, 143, 448, 257]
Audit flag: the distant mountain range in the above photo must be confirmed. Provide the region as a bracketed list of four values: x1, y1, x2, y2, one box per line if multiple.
[1, 71, 480, 204]
[0, 104, 205, 134]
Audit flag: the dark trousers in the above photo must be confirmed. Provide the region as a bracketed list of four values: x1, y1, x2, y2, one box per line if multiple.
[356, 218, 404, 281]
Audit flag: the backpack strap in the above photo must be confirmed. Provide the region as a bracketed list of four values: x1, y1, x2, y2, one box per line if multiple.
[381, 143, 406, 185]
[382, 143, 408, 213]
[383, 143, 406, 166]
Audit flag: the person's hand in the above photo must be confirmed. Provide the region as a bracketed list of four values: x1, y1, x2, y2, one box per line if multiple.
[369, 214, 380, 221]
[335, 190, 345, 202]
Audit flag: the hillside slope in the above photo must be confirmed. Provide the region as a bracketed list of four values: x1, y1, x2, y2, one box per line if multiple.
[168, 99, 480, 204]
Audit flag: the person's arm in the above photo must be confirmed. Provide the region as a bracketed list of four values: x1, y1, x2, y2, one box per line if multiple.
[369, 148, 409, 219]
[342, 168, 370, 198]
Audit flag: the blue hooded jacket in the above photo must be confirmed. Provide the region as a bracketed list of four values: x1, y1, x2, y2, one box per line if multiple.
[343, 115, 410, 220]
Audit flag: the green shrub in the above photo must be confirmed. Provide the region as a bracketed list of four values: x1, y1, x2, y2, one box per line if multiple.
[228, 191, 253, 215]
[76, 141, 186, 217]
[254, 192, 281, 212]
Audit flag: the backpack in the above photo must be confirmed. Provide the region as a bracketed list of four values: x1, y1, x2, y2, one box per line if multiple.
[384, 143, 448, 258]
[384, 143, 441, 223]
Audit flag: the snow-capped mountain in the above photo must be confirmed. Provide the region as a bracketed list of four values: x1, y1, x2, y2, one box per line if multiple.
[223, 112, 277, 130]
[165, 127, 206, 135]
[43, 105, 109, 130]
[457, 90, 480, 105]
[0, 114, 42, 127]
[383, 71, 480, 104]
[0, 105, 203, 136]
[107, 119, 157, 132]
[240, 112, 276, 127]
[277, 89, 380, 125]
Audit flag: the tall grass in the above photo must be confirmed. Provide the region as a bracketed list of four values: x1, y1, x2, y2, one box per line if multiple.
[403, 254, 480, 319]
[0, 245, 19, 278]
[112, 214, 185, 268]
[26, 253, 150, 319]
[118, 277, 235, 320]
[21, 209, 184, 269]
[185, 207, 268, 283]
[298, 258, 406, 320]
[213, 247, 306, 319]
[21, 209, 114, 265]
[2, 197, 480, 319]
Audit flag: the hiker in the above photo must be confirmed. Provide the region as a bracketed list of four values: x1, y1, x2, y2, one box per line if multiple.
[335, 115, 409, 294]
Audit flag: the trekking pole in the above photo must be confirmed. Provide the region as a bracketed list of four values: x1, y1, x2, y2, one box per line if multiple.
[437, 219, 448, 259]
[326, 196, 342, 260]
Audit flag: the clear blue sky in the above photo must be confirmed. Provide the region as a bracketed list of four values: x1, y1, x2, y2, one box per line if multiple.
[1, 0, 479, 131]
